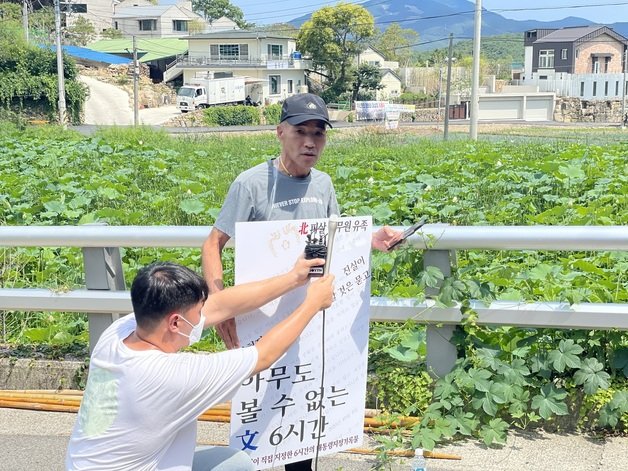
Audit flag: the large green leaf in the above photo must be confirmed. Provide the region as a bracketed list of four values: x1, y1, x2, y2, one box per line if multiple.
[479, 418, 509, 446]
[611, 347, 628, 377]
[574, 358, 610, 394]
[548, 339, 583, 372]
[531, 384, 568, 419]
[179, 198, 205, 215]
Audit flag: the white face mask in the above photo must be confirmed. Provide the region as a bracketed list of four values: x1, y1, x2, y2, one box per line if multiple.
[178, 314, 205, 346]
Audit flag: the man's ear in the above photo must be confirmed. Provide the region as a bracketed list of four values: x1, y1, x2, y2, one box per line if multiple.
[166, 312, 180, 333]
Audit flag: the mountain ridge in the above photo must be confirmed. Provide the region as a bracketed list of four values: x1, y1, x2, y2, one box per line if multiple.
[288, 0, 628, 50]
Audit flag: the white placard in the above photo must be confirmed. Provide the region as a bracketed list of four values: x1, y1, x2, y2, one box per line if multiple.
[229, 217, 372, 469]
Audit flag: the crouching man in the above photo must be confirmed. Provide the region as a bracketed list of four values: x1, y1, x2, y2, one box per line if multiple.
[66, 257, 333, 471]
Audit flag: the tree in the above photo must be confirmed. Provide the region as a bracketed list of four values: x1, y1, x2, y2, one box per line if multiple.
[101, 28, 124, 40]
[65, 16, 96, 46]
[374, 23, 418, 67]
[297, 2, 375, 101]
[252, 23, 298, 38]
[192, 0, 248, 29]
[0, 2, 22, 22]
[351, 63, 383, 102]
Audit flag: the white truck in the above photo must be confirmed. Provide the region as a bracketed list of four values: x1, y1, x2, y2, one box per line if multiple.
[176, 76, 246, 112]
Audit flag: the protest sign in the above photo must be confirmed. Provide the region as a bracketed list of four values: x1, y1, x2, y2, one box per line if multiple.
[230, 217, 372, 469]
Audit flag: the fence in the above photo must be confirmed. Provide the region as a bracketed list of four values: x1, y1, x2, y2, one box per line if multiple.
[1, 225, 627, 377]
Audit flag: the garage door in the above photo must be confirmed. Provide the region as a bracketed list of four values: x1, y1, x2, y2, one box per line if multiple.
[478, 98, 521, 120]
[525, 97, 553, 121]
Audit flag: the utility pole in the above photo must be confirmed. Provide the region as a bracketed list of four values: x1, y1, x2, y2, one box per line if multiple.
[444, 33, 454, 141]
[54, 0, 67, 127]
[22, 0, 29, 43]
[437, 65, 443, 127]
[622, 47, 627, 129]
[470, 0, 482, 140]
[133, 35, 139, 126]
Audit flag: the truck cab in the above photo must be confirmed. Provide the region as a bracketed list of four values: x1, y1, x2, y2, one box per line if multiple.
[177, 85, 206, 112]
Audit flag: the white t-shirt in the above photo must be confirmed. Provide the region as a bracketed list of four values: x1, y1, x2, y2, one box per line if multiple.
[66, 314, 257, 470]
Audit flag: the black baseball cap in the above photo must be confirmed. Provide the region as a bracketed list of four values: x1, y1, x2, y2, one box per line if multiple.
[280, 93, 332, 128]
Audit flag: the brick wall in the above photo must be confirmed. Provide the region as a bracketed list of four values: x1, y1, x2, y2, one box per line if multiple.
[574, 37, 624, 74]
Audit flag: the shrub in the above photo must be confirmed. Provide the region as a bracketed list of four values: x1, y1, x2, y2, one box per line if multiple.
[398, 91, 431, 103]
[263, 103, 282, 125]
[203, 105, 260, 126]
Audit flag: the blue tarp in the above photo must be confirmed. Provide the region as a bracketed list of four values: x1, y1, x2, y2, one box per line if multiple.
[41, 44, 131, 65]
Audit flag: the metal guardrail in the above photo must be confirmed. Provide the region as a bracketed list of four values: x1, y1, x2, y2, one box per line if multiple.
[1, 225, 626, 376]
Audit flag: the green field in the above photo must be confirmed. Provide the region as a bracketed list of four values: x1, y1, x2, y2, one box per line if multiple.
[0, 123, 626, 450]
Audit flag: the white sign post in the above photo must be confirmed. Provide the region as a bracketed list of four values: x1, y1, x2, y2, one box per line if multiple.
[229, 217, 372, 469]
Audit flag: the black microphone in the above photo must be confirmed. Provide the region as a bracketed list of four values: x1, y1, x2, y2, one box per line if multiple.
[304, 215, 339, 277]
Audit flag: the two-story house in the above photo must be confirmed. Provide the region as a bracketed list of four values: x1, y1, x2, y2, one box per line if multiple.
[62, 0, 153, 34]
[112, 4, 216, 39]
[356, 46, 402, 100]
[523, 25, 628, 99]
[166, 31, 311, 103]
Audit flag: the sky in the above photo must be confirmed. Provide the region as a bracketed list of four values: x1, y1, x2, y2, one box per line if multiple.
[198, 1, 628, 26]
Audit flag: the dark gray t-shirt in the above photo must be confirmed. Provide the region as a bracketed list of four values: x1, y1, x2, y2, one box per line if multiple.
[214, 159, 340, 238]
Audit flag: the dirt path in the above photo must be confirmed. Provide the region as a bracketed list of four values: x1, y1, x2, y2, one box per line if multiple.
[80, 75, 133, 125]
[80, 75, 180, 126]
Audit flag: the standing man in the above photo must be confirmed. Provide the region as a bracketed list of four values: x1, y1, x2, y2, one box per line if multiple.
[201, 93, 400, 471]
[66, 258, 333, 471]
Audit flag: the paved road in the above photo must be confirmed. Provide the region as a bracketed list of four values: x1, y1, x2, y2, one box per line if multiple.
[1, 407, 625, 470]
[79, 75, 180, 126]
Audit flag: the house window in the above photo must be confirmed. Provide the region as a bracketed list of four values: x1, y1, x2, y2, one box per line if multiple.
[616, 81, 620, 95]
[580, 82, 585, 97]
[593, 82, 597, 96]
[268, 44, 283, 59]
[561, 49, 567, 60]
[172, 20, 188, 32]
[576, 49, 580, 59]
[139, 19, 157, 31]
[220, 44, 240, 59]
[605, 81, 609, 96]
[114, 21, 118, 30]
[61, 3, 87, 13]
[593, 58, 600, 74]
[538, 49, 554, 68]
[269, 75, 281, 95]
[604, 57, 610, 73]
[287, 79, 293, 94]
[210, 44, 249, 61]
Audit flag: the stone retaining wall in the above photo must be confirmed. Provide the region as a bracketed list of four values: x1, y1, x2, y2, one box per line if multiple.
[0, 358, 85, 390]
[554, 97, 626, 123]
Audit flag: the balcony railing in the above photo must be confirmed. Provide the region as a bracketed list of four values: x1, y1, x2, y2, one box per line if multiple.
[167, 53, 311, 70]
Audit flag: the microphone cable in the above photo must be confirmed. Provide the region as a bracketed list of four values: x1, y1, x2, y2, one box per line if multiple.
[313, 215, 339, 471]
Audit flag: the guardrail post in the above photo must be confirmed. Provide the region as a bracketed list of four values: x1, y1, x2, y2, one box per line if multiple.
[423, 249, 457, 378]
[82, 241, 125, 353]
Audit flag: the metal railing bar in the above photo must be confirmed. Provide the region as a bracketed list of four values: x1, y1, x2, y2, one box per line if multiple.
[1, 290, 626, 330]
[0, 225, 626, 250]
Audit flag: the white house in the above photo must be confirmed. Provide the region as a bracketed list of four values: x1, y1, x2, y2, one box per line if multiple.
[112, 4, 208, 38]
[166, 31, 312, 104]
[62, 0, 152, 33]
[61, 1, 234, 38]
[356, 46, 402, 100]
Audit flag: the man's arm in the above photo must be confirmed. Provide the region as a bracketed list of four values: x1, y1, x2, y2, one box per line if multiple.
[201, 227, 240, 348]
[253, 274, 334, 373]
[201, 256, 325, 327]
[201, 227, 230, 293]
